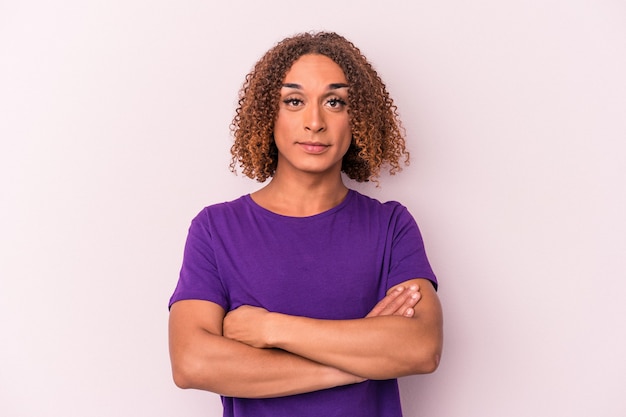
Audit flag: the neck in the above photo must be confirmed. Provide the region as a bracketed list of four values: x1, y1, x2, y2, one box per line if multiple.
[251, 170, 349, 217]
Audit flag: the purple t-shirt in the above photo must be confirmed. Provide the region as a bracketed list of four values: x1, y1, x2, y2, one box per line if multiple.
[169, 190, 437, 417]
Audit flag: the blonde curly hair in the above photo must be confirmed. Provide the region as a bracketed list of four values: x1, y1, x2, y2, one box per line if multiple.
[230, 31, 409, 183]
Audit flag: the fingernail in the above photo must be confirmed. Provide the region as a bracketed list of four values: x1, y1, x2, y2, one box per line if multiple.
[396, 286, 405, 292]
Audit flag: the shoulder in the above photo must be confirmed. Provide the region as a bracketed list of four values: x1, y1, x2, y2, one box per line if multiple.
[192, 195, 251, 222]
[347, 190, 423, 239]
[348, 190, 412, 219]
[186, 195, 254, 238]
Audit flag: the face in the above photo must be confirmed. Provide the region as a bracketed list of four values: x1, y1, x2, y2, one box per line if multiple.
[273, 54, 352, 179]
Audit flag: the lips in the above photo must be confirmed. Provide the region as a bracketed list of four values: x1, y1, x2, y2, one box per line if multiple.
[297, 142, 330, 154]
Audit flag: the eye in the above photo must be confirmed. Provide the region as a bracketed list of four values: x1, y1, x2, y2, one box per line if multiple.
[282, 97, 303, 107]
[326, 97, 347, 109]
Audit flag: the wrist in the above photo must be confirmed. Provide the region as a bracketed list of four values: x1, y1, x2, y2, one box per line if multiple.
[323, 366, 366, 388]
[264, 311, 285, 348]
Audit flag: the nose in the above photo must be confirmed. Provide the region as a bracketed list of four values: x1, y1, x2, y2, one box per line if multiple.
[304, 104, 326, 133]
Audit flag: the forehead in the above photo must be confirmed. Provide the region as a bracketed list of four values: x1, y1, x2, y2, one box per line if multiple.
[283, 54, 347, 84]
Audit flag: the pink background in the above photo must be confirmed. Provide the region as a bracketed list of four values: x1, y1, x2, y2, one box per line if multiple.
[1, 1, 625, 416]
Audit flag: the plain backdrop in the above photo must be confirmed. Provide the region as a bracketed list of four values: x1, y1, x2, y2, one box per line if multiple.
[1, 1, 625, 416]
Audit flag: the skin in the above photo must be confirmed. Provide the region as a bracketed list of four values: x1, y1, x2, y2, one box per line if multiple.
[223, 279, 442, 380]
[168, 54, 443, 398]
[252, 54, 353, 216]
[274, 55, 352, 182]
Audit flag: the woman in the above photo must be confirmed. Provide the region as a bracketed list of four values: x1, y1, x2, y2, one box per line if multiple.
[168, 31, 443, 417]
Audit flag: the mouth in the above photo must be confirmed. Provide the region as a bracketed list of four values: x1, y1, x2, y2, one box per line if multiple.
[296, 142, 330, 154]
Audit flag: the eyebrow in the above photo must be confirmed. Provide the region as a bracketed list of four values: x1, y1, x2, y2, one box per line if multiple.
[282, 83, 349, 90]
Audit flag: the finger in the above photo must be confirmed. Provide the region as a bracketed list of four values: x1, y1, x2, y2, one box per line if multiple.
[367, 285, 420, 317]
[377, 285, 421, 317]
[366, 286, 406, 318]
[398, 290, 421, 317]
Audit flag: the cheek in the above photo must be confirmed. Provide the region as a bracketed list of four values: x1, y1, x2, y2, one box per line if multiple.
[340, 120, 353, 143]
[338, 127, 353, 157]
[272, 118, 286, 142]
[273, 112, 297, 137]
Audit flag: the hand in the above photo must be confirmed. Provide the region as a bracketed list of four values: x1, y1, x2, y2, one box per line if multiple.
[366, 284, 421, 318]
[223, 305, 273, 348]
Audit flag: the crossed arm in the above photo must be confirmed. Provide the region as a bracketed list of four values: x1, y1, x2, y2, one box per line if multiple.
[168, 278, 443, 399]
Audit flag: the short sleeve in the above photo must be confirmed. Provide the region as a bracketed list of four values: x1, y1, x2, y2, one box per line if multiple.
[168, 209, 229, 310]
[386, 205, 438, 291]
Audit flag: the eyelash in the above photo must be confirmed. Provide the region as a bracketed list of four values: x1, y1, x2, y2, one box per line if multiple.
[282, 97, 347, 108]
[327, 97, 347, 108]
[283, 98, 303, 106]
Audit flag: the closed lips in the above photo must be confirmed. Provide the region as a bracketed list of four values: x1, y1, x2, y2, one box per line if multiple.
[298, 142, 329, 153]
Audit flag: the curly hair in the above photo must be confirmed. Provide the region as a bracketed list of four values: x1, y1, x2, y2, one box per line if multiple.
[230, 31, 409, 183]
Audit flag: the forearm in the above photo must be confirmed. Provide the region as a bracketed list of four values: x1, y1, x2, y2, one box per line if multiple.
[170, 327, 361, 398]
[222, 278, 443, 381]
[267, 313, 441, 379]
